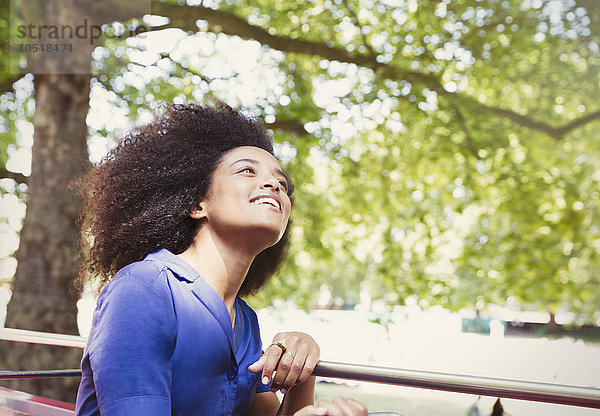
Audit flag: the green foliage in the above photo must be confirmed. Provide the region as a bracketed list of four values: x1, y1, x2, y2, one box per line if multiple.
[2, 0, 599, 320]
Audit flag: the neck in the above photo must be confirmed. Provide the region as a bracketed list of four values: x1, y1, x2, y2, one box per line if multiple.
[177, 228, 259, 308]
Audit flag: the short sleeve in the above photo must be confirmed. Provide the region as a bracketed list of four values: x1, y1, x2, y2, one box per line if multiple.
[256, 380, 271, 393]
[87, 265, 177, 415]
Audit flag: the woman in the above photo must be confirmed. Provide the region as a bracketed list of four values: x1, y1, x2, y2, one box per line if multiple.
[74, 102, 368, 416]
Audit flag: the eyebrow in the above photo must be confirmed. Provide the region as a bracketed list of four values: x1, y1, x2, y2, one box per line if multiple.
[231, 158, 288, 180]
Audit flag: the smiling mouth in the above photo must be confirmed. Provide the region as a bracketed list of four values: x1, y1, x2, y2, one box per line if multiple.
[251, 197, 281, 211]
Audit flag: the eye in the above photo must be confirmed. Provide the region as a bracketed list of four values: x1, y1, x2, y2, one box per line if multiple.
[238, 166, 255, 174]
[279, 180, 288, 190]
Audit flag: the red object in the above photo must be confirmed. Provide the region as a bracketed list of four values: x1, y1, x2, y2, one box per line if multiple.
[0, 387, 74, 415]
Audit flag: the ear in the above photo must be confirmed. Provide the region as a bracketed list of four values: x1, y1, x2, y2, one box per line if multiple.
[189, 203, 207, 220]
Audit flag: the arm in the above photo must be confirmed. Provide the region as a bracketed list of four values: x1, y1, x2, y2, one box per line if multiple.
[246, 393, 369, 416]
[86, 270, 176, 415]
[245, 391, 280, 416]
[277, 376, 316, 415]
[245, 377, 315, 416]
[295, 398, 369, 416]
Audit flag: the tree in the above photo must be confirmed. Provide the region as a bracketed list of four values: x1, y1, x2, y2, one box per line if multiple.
[0, 0, 92, 398]
[0, 0, 149, 400]
[1, 0, 599, 401]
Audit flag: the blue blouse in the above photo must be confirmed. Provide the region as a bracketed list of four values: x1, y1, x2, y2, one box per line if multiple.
[75, 249, 270, 415]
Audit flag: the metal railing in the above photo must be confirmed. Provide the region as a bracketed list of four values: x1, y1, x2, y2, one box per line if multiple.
[0, 328, 86, 348]
[2, 328, 600, 409]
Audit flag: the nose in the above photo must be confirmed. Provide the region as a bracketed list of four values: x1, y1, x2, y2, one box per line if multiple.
[260, 176, 281, 192]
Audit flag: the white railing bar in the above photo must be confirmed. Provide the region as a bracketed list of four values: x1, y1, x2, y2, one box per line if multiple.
[0, 328, 87, 348]
[2, 328, 599, 408]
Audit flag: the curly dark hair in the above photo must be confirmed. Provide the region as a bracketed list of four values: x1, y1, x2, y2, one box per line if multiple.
[76, 102, 294, 297]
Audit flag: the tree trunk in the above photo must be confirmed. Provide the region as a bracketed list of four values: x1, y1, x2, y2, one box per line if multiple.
[0, 73, 90, 402]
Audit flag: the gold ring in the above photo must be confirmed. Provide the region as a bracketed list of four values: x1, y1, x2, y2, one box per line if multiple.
[270, 340, 287, 354]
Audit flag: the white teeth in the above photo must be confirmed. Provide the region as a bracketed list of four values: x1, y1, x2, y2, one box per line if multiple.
[252, 197, 280, 209]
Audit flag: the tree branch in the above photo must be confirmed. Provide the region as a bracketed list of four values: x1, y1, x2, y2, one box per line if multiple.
[0, 167, 28, 184]
[90, 0, 153, 26]
[150, 1, 600, 139]
[151, 1, 380, 67]
[266, 119, 308, 135]
[556, 110, 600, 138]
[450, 104, 479, 158]
[473, 101, 600, 140]
[482, 104, 562, 139]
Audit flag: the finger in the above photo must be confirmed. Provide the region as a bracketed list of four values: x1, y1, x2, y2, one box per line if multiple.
[332, 397, 359, 415]
[271, 348, 297, 392]
[345, 398, 368, 415]
[248, 353, 266, 373]
[315, 400, 343, 416]
[296, 348, 318, 385]
[287, 334, 320, 385]
[293, 405, 329, 416]
[262, 344, 284, 385]
[280, 348, 308, 393]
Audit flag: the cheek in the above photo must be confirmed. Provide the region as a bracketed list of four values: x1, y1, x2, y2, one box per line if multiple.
[283, 201, 292, 221]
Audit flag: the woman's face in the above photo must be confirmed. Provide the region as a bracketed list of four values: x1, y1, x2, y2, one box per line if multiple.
[193, 146, 292, 250]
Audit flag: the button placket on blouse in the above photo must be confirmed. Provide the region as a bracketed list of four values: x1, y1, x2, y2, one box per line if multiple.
[227, 368, 237, 381]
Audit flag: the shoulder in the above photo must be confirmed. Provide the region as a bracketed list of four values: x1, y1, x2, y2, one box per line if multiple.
[116, 258, 167, 283]
[98, 259, 173, 306]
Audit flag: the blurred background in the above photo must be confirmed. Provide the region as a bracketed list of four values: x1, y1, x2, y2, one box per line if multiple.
[1, 0, 599, 414]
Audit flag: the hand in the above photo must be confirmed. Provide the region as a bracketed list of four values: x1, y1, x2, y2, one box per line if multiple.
[293, 397, 369, 416]
[248, 331, 320, 393]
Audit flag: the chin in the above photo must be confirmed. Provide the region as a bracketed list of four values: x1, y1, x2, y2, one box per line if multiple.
[251, 223, 286, 248]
